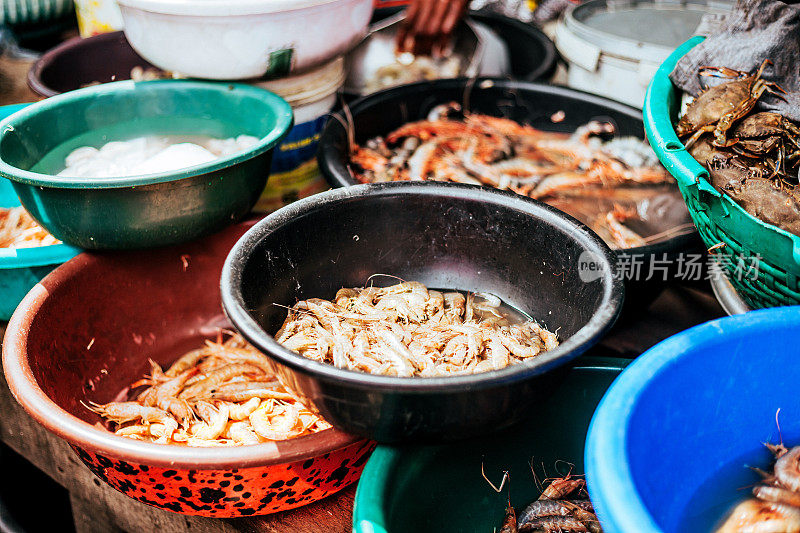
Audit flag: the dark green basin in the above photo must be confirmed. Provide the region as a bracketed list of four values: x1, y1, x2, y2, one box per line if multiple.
[352, 358, 627, 533]
[0, 80, 293, 249]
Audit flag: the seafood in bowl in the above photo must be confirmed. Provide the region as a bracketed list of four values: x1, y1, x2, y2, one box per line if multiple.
[276, 281, 559, 377]
[495, 474, 602, 533]
[0, 79, 293, 249]
[221, 182, 623, 442]
[55, 135, 259, 178]
[321, 79, 701, 312]
[3, 221, 372, 517]
[675, 60, 800, 236]
[0, 206, 60, 248]
[89, 332, 331, 446]
[350, 360, 625, 532]
[712, 438, 800, 532]
[585, 306, 800, 533]
[349, 105, 687, 251]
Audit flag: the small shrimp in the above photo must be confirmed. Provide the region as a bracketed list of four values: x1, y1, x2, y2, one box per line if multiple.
[208, 381, 293, 402]
[519, 515, 588, 533]
[179, 363, 264, 399]
[540, 478, 586, 501]
[86, 401, 179, 439]
[774, 446, 800, 493]
[225, 421, 261, 445]
[500, 502, 518, 533]
[192, 401, 230, 440]
[715, 498, 800, 533]
[86, 401, 176, 426]
[250, 402, 301, 441]
[559, 501, 602, 533]
[154, 367, 198, 421]
[114, 425, 150, 437]
[226, 397, 261, 421]
[753, 485, 800, 508]
[165, 348, 207, 377]
[518, 500, 573, 523]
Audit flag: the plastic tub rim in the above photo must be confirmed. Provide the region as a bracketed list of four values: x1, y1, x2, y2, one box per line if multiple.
[0, 103, 81, 268]
[0, 79, 294, 189]
[584, 306, 800, 533]
[221, 180, 625, 392]
[27, 32, 132, 99]
[116, 0, 352, 17]
[1, 224, 363, 470]
[563, 0, 721, 64]
[352, 360, 629, 533]
[319, 76, 699, 258]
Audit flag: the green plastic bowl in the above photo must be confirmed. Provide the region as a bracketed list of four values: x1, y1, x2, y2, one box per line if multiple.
[644, 37, 800, 308]
[352, 359, 626, 533]
[0, 103, 80, 321]
[0, 80, 293, 249]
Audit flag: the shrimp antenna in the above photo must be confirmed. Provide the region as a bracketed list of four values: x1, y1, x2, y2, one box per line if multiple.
[333, 95, 356, 155]
[529, 458, 544, 493]
[554, 460, 576, 478]
[462, 75, 478, 116]
[364, 273, 407, 287]
[776, 407, 784, 447]
[481, 462, 509, 493]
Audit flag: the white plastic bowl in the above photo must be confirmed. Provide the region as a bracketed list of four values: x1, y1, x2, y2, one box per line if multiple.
[116, 0, 373, 80]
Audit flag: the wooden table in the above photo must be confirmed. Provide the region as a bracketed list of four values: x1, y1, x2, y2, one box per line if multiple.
[0, 50, 727, 533]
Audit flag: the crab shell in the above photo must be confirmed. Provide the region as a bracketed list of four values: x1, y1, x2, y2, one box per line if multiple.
[676, 77, 754, 137]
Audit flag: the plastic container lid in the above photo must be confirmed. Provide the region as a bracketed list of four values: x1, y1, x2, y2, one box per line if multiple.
[561, 0, 731, 66]
[255, 57, 345, 107]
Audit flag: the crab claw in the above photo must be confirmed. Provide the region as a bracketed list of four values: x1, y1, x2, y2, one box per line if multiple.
[699, 65, 749, 79]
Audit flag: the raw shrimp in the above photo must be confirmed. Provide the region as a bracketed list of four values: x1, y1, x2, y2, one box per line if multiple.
[87, 332, 330, 447]
[490, 470, 602, 533]
[350, 108, 682, 250]
[276, 281, 559, 377]
[0, 207, 60, 248]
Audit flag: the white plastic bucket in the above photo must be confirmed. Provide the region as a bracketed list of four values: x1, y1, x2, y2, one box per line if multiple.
[253, 57, 344, 213]
[555, 0, 731, 109]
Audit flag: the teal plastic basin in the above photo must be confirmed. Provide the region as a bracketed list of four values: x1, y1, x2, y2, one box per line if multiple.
[0, 80, 293, 249]
[352, 359, 627, 533]
[0, 104, 80, 320]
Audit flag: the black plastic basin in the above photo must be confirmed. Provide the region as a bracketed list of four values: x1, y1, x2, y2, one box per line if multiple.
[318, 78, 702, 314]
[221, 182, 623, 443]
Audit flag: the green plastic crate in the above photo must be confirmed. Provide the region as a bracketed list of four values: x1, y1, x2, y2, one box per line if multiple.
[644, 36, 800, 309]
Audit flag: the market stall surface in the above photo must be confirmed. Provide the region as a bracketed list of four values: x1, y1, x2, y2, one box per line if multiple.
[0, 48, 725, 533]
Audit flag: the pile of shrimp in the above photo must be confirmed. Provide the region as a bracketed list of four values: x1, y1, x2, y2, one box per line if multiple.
[0, 207, 60, 248]
[86, 332, 331, 447]
[716, 442, 800, 533]
[275, 281, 559, 378]
[500, 476, 601, 533]
[484, 466, 601, 533]
[349, 104, 687, 249]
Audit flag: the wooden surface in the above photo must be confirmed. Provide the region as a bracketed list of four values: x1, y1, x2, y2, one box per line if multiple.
[0, 53, 42, 105]
[0, 48, 727, 533]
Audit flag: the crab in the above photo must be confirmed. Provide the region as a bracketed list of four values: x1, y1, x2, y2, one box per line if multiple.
[676, 60, 787, 149]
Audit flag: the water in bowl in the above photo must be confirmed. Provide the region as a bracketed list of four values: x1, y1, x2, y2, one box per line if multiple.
[677, 446, 772, 532]
[29, 117, 255, 176]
